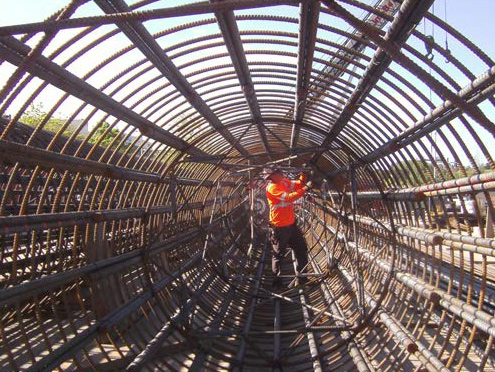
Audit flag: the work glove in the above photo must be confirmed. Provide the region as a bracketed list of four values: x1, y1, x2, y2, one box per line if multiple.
[305, 180, 313, 189]
[298, 172, 308, 183]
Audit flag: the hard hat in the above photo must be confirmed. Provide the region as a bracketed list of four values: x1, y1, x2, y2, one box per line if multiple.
[262, 166, 282, 180]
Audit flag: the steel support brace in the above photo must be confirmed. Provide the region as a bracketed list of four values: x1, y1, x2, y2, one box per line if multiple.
[213, 3, 272, 155]
[232, 240, 267, 371]
[95, 0, 249, 156]
[290, 0, 320, 150]
[0, 0, 304, 36]
[312, 0, 436, 164]
[125, 273, 216, 372]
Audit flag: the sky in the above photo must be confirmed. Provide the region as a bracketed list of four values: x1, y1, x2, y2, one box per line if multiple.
[1, 0, 494, 59]
[0, 0, 494, 166]
[439, 0, 495, 60]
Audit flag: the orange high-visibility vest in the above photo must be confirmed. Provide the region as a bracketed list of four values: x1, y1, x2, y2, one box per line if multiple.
[266, 178, 306, 227]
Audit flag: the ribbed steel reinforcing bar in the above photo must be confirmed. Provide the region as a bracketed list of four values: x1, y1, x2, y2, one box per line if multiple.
[0, 1, 494, 371]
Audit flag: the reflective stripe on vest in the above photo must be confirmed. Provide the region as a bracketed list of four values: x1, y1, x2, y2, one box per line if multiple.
[272, 202, 292, 210]
[270, 186, 293, 210]
[289, 180, 296, 192]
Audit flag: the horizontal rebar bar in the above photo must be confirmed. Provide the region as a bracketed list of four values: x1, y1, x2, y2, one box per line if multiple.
[357, 245, 495, 338]
[327, 190, 425, 202]
[0, 199, 220, 234]
[0, 0, 303, 36]
[0, 36, 206, 157]
[339, 267, 451, 372]
[309, 201, 443, 245]
[339, 267, 418, 353]
[0, 207, 246, 307]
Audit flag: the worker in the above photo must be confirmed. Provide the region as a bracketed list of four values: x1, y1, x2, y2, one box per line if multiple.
[263, 167, 312, 288]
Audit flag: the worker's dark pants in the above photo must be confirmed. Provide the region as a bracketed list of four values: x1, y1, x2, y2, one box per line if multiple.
[269, 223, 309, 277]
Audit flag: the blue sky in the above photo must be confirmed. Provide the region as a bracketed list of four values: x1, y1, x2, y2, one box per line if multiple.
[0, 1, 492, 50]
[1, 1, 493, 70]
[1, 1, 493, 71]
[0, 1, 493, 165]
[446, 0, 495, 58]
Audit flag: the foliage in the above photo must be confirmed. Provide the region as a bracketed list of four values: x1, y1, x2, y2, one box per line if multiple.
[21, 102, 71, 136]
[88, 122, 124, 149]
[21, 103, 131, 151]
[386, 159, 491, 187]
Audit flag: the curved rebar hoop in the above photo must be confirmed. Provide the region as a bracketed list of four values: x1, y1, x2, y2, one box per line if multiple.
[0, 1, 495, 371]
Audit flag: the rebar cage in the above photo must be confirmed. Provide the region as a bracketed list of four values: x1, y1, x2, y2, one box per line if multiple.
[0, 1, 494, 371]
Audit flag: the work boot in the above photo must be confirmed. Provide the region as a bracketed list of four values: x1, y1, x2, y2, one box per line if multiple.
[272, 277, 284, 289]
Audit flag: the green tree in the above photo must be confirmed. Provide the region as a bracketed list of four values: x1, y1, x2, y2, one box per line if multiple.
[20, 102, 45, 126]
[88, 122, 122, 148]
[21, 102, 70, 135]
[390, 159, 491, 187]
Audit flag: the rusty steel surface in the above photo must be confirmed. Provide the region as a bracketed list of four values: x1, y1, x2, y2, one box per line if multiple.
[0, 0, 494, 371]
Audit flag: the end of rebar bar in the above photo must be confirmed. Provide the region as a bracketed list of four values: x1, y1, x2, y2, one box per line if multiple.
[406, 341, 418, 353]
[429, 291, 441, 306]
[431, 235, 443, 245]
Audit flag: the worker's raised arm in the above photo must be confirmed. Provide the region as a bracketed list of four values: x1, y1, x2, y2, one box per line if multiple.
[267, 182, 308, 203]
[281, 173, 309, 193]
[284, 187, 306, 202]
